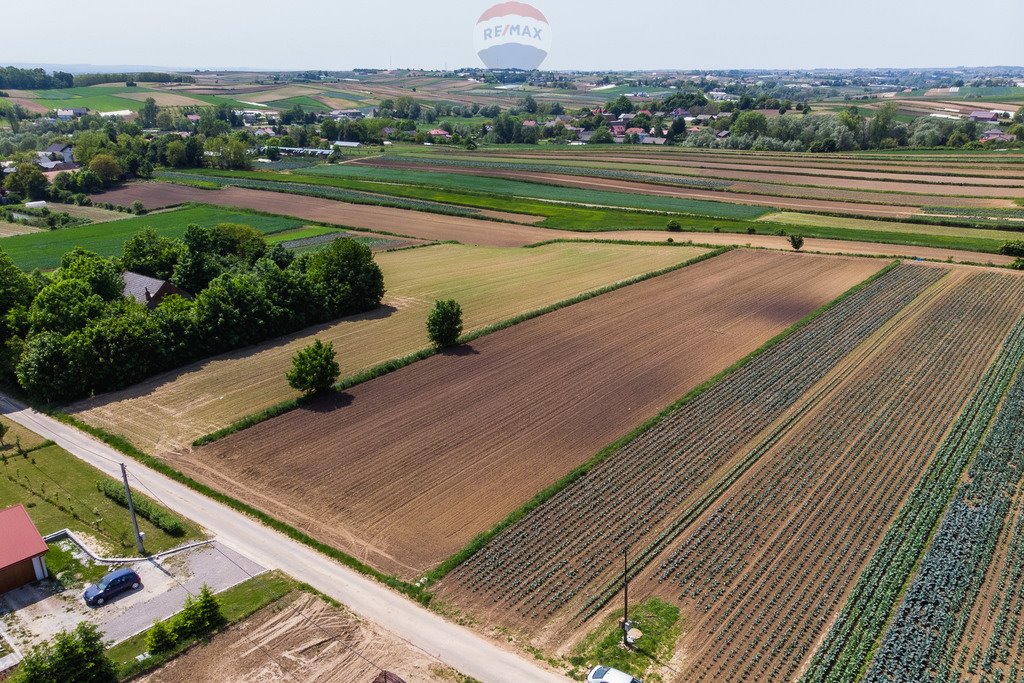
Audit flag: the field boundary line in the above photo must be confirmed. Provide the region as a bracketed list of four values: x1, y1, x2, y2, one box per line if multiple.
[421, 259, 904, 586]
[191, 245, 731, 447]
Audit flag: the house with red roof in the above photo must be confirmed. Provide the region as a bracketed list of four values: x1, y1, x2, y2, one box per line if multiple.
[427, 129, 451, 138]
[0, 504, 49, 593]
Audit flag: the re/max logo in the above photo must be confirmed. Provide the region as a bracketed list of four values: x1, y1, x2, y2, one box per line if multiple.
[482, 24, 543, 41]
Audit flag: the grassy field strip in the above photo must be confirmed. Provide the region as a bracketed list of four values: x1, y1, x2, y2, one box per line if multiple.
[72, 242, 705, 454]
[0, 206, 302, 270]
[758, 211, 1017, 244]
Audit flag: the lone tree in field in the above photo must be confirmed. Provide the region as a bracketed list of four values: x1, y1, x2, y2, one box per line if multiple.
[286, 339, 340, 396]
[789, 234, 805, 251]
[666, 219, 682, 232]
[427, 299, 463, 349]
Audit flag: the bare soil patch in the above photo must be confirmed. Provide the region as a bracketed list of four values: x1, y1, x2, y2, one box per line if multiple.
[179, 250, 883, 578]
[139, 592, 463, 683]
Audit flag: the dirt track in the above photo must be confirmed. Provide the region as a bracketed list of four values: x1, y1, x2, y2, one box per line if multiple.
[181, 250, 883, 578]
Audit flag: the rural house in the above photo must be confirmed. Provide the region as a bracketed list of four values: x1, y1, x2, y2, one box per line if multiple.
[969, 111, 999, 122]
[55, 108, 87, 120]
[0, 504, 49, 594]
[122, 272, 190, 310]
[44, 143, 74, 163]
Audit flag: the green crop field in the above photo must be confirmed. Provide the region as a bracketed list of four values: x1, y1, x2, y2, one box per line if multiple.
[301, 164, 770, 219]
[0, 206, 302, 270]
[266, 95, 333, 112]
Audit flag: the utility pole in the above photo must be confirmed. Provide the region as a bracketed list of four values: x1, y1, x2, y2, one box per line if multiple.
[120, 463, 145, 555]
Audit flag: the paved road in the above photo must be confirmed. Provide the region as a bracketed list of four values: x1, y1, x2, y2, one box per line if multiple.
[0, 395, 568, 683]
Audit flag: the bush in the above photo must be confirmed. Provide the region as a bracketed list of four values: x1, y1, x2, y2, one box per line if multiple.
[789, 234, 805, 251]
[666, 219, 682, 232]
[286, 339, 340, 396]
[131, 200, 146, 215]
[1000, 240, 1024, 257]
[427, 299, 463, 348]
[99, 479, 185, 536]
[145, 619, 175, 655]
[747, 227, 757, 235]
[1010, 258, 1024, 270]
[170, 585, 224, 641]
[9, 622, 117, 683]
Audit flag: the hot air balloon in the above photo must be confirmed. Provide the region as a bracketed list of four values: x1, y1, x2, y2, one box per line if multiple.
[473, 2, 551, 70]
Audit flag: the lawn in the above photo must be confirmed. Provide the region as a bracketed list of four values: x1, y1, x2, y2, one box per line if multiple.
[0, 206, 303, 270]
[0, 434, 204, 554]
[570, 598, 682, 683]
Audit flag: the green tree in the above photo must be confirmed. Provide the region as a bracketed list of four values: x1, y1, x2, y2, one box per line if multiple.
[0, 248, 36, 334]
[590, 126, 614, 143]
[305, 238, 384, 319]
[666, 219, 682, 232]
[28, 279, 106, 335]
[121, 228, 184, 280]
[731, 111, 768, 137]
[194, 584, 226, 631]
[427, 299, 463, 348]
[789, 234, 805, 251]
[155, 110, 174, 130]
[57, 248, 124, 300]
[8, 622, 116, 683]
[138, 97, 159, 128]
[88, 154, 122, 187]
[0, 421, 9, 447]
[164, 140, 187, 167]
[3, 162, 47, 200]
[145, 619, 176, 655]
[286, 339, 340, 395]
[1014, 106, 1024, 124]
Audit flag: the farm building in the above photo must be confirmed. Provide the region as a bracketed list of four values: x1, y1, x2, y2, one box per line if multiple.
[56, 108, 87, 119]
[122, 271, 190, 309]
[0, 504, 49, 594]
[969, 111, 999, 122]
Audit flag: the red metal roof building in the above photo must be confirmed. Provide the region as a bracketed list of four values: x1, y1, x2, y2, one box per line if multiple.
[0, 504, 49, 594]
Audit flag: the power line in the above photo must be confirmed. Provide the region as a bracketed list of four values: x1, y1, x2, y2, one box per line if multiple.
[128, 471, 390, 679]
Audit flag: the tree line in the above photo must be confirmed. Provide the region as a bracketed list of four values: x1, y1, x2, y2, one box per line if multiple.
[0, 66, 193, 89]
[0, 226, 384, 402]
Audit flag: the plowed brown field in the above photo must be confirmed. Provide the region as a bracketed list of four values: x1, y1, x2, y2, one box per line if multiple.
[178, 249, 884, 578]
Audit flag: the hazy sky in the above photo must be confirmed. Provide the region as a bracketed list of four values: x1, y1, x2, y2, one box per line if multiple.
[3, 0, 1022, 71]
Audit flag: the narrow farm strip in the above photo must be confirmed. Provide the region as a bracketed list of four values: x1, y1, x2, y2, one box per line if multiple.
[176, 250, 881, 578]
[71, 242, 700, 454]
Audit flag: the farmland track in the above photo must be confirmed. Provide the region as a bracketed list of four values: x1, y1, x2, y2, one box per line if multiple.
[176, 250, 881, 578]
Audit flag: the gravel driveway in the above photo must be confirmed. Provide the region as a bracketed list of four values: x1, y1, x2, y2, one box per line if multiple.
[0, 542, 264, 649]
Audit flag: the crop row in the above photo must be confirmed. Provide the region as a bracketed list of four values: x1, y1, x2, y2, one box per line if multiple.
[376, 155, 735, 190]
[801, 308, 1024, 683]
[656, 271, 1024, 683]
[156, 172, 487, 219]
[924, 206, 1024, 220]
[864, 317, 1024, 683]
[446, 264, 945, 620]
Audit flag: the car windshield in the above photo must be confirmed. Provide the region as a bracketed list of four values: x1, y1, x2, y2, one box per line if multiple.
[96, 579, 110, 590]
[592, 667, 609, 677]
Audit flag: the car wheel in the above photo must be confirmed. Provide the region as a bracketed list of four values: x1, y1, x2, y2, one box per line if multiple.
[131, 582, 139, 589]
[96, 597, 104, 605]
